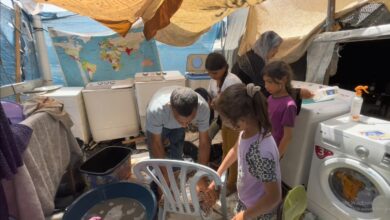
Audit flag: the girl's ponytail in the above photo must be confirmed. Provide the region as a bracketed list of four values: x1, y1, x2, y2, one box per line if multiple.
[247, 84, 272, 137]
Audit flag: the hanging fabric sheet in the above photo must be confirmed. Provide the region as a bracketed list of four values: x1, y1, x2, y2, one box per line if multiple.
[48, 26, 162, 86]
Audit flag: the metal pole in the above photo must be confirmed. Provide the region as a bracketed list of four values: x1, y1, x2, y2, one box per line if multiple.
[326, 0, 336, 32]
[32, 15, 53, 85]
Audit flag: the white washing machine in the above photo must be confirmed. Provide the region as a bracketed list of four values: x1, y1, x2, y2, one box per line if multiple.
[41, 87, 91, 144]
[134, 71, 185, 132]
[281, 81, 355, 188]
[82, 79, 139, 142]
[307, 114, 390, 219]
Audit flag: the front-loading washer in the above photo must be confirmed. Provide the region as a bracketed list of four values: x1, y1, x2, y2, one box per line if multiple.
[307, 114, 390, 219]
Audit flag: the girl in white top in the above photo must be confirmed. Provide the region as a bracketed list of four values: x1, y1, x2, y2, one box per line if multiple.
[205, 52, 242, 193]
[206, 53, 242, 99]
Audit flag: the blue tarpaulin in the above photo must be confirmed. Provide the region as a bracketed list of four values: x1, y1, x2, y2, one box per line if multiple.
[0, 3, 40, 86]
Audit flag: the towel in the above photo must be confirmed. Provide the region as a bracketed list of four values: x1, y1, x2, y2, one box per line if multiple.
[23, 96, 73, 128]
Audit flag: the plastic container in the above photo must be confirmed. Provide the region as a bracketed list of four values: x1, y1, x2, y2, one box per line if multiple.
[79, 146, 132, 188]
[350, 85, 369, 121]
[62, 182, 157, 220]
[312, 86, 339, 102]
[185, 73, 211, 90]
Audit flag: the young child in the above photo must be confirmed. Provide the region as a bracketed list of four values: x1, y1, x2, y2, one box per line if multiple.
[205, 52, 242, 193]
[209, 83, 282, 220]
[263, 60, 297, 159]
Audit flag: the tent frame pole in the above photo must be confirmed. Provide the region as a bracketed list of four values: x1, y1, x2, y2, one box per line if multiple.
[13, 2, 22, 102]
[326, 0, 336, 32]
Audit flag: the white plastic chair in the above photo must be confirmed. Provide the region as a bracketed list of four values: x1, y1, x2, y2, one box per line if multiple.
[133, 159, 227, 220]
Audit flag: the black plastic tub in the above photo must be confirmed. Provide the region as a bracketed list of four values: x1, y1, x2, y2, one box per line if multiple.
[79, 146, 132, 188]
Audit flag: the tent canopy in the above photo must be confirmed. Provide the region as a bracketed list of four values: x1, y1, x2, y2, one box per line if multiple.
[33, 0, 263, 46]
[24, 0, 390, 61]
[239, 0, 390, 63]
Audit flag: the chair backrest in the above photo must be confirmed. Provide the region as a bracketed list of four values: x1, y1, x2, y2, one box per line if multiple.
[133, 159, 227, 219]
[282, 185, 307, 220]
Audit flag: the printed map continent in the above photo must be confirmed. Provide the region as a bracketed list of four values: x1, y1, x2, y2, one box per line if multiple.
[50, 28, 161, 86]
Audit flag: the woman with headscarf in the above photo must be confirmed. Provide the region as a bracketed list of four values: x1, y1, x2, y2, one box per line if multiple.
[232, 31, 282, 95]
[232, 31, 312, 113]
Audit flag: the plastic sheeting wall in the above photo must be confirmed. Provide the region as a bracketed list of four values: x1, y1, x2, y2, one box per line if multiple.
[0, 3, 40, 86]
[306, 23, 390, 84]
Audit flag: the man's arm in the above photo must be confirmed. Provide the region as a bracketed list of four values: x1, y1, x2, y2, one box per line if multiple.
[149, 131, 170, 198]
[149, 132, 166, 159]
[197, 130, 219, 206]
[197, 130, 210, 165]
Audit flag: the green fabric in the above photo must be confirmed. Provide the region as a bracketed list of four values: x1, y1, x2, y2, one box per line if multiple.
[283, 185, 307, 220]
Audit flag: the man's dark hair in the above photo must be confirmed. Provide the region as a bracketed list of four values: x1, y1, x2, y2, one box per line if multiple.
[170, 87, 198, 117]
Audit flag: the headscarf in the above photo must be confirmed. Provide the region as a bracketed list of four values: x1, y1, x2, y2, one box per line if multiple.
[253, 31, 283, 62]
[236, 31, 283, 88]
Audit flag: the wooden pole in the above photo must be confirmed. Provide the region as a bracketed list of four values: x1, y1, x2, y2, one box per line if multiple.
[13, 2, 22, 102]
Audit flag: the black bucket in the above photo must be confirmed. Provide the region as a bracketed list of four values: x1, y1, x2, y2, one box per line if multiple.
[79, 146, 132, 188]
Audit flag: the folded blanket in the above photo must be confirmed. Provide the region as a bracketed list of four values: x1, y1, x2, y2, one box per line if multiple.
[23, 96, 73, 128]
[3, 111, 82, 219]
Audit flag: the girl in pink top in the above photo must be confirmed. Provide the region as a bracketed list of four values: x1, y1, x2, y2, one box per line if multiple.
[208, 83, 281, 220]
[263, 61, 297, 159]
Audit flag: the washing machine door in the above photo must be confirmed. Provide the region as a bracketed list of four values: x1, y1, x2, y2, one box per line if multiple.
[319, 157, 390, 219]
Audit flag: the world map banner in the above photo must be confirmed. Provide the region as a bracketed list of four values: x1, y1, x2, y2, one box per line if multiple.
[49, 27, 162, 86]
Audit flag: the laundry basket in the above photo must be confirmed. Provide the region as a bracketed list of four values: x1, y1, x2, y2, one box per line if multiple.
[79, 146, 132, 188]
[62, 182, 157, 220]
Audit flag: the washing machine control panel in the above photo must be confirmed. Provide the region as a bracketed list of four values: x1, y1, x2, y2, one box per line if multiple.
[135, 72, 165, 82]
[355, 145, 369, 159]
[381, 153, 390, 166]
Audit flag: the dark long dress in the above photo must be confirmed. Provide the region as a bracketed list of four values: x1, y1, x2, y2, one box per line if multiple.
[0, 104, 32, 220]
[231, 50, 302, 114]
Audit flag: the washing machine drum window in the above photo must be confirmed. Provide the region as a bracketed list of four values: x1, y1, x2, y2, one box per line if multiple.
[319, 157, 390, 219]
[329, 168, 380, 213]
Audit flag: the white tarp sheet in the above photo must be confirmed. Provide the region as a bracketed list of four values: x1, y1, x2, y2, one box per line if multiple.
[306, 23, 390, 83]
[239, 0, 390, 63]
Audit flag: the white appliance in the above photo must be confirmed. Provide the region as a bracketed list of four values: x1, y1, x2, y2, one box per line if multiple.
[185, 54, 210, 90]
[281, 81, 355, 188]
[82, 79, 139, 142]
[134, 71, 185, 132]
[185, 74, 210, 90]
[186, 54, 208, 74]
[307, 114, 390, 219]
[42, 87, 90, 144]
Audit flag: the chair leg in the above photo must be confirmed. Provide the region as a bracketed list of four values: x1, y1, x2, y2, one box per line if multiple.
[158, 206, 165, 220]
[220, 192, 227, 220]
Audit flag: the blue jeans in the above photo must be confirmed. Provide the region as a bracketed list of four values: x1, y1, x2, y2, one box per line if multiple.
[146, 127, 185, 160]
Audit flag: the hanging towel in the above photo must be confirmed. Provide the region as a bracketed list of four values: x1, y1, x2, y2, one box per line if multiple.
[23, 96, 73, 129]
